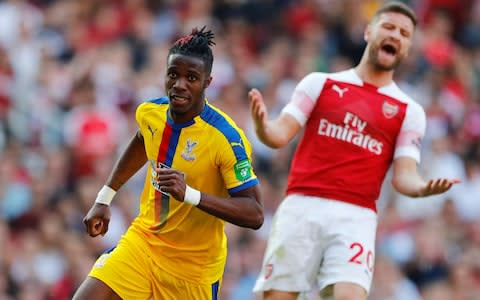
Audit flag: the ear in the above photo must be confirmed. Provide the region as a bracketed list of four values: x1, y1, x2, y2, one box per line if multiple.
[204, 76, 212, 89]
[364, 24, 371, 42]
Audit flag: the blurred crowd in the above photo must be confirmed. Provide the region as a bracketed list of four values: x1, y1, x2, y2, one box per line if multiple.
[0, 0, 479, 299]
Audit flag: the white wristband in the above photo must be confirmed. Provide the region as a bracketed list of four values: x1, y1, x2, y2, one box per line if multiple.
[184, 185, 201, 206]
[95, 185, 117, 206]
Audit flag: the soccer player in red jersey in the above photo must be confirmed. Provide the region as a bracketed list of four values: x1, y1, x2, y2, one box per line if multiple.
[249, 2, 460, 300]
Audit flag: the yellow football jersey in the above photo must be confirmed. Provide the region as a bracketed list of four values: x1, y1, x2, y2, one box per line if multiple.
[128, 97, 258, 284]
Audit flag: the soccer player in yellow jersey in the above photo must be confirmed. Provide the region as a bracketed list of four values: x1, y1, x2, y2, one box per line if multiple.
[73, 27, 263, 300]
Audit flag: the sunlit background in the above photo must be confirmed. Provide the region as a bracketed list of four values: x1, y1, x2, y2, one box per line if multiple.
[0, 0, 479, 299]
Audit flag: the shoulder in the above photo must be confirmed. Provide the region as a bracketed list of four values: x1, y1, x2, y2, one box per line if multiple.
[201, 103, 251, 159]
[297, 69, 362, 92]
[135, 97, 169, 127]
[328, 69, 364, 85]
[379, 84, 425, 118]
[300, 69, 363, 84]
[136, 97, 169, 114]
[201, 103, 242, 135]
[296, 72, 327, 88]
[138, 96, 169, 109]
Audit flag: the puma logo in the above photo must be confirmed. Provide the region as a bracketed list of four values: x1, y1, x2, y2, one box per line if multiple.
[230, 141, 244, 149]
[147, 125, 157, 139]
[332, 84, 348, 98]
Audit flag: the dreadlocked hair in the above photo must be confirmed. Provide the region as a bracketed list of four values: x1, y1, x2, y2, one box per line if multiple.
[169, 26, 216, 75]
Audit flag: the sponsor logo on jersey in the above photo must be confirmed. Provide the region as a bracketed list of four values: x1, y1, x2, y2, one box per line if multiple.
[382, 101, 399, 118]
[230, 140, 244, 149]
[332, 84, 349, 98]
[147, 125, 157, 139]
[181, 139, 197, 161]
[150, 161, 172, 196]
[317, 112, 384, 155]
[234, 159, 252, 182]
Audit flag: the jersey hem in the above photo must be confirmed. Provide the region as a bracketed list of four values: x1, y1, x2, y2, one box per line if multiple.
[286, 188, 377, 212]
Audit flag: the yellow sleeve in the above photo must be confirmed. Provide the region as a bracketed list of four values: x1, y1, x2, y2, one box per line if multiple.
[217, 128, 259, 194]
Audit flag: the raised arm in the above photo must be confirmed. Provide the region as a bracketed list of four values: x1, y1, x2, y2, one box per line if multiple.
[248, 88, 302, 148]
[391, 157, 460, 197]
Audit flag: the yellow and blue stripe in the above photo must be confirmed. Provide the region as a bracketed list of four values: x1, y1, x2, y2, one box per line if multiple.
[200, 104, 259, 194]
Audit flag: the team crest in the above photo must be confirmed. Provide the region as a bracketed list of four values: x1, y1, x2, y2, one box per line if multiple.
[382, 101, 399, 119]
[181, 139, 197, 161]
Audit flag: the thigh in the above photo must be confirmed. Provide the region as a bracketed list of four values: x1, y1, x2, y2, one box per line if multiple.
[254, 195, 325, 293]
[317, 203, 377, 297]
[87, 237, 152, 300]
[263, 290, 299, 300]
[73, 277, 122, 300]
[333, 282, 368, 300]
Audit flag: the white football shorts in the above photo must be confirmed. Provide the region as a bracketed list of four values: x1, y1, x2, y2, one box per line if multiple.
[253, 194, 377, 296]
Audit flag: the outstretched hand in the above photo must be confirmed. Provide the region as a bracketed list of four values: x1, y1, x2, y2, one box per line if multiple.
[421, 178, 461, 197]
[248, 88, 268, 129]
[83, 203, 111, 237]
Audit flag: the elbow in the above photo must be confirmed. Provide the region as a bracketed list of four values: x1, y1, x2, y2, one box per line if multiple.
[236, 193, 264, 229]
[271, 141, 288, 149]
[391, 177, 400, 194]
[391, 178, 421, 198]
[246, 205, 264, 230]
[263, 138, 288, 149]
[230, 204, 264, 229]
[391, 178, 409, 196]
[251, 211, 264, 230]
[256, 131, 289, 149]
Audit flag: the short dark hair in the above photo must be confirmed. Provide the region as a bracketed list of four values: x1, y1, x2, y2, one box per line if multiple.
[373, 1, 417, 27]
[168, 26, 215, 75]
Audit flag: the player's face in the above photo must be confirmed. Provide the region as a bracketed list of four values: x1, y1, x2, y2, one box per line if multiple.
[365, 12, 414, 71]
[165, 54, 212, 123]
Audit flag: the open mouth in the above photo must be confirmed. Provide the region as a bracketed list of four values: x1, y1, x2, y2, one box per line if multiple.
[380, 43, 398, 57]
[170, 94, 190, 105]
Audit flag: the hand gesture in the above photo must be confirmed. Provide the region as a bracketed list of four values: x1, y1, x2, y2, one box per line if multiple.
[83, 203, 111, 237]
[156, 167, 187, 202]
[248, 88, 268, 129]
[421, 178, 461, 197]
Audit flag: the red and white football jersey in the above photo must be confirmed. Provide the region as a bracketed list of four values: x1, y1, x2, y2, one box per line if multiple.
[283, 69, 426, 211]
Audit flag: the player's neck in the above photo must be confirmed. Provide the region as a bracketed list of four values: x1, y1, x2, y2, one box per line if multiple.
[354, 63, 394, 88]
[169, 99, 206, 124]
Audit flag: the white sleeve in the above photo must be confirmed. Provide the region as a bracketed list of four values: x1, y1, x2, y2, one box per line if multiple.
[281, 72, 327, 126]
[393, 101, 426, 163]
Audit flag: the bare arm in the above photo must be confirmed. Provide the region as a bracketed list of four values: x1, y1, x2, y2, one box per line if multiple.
[197, 186, 263, 229]
[248, 88, 302, 148]
[83, 131, 147, 237]
[106, 131, 148, 191]
[157, 168, 264, 229]
[391, 157, 460, 197]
